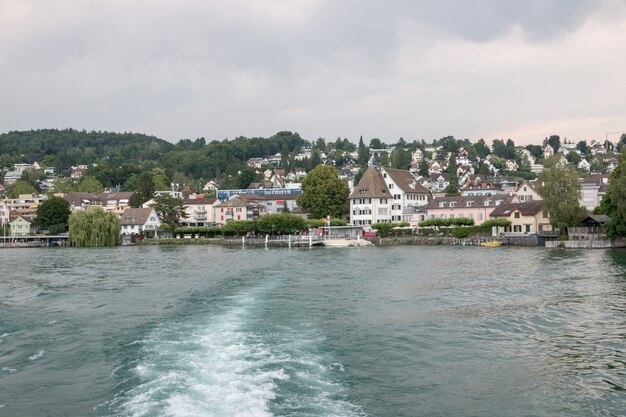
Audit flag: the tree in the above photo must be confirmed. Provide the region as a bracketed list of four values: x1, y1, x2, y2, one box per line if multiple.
[296, 165, 349, 219]
[446, 153, 458, 186]
[598, 149, 626, 239]
[369, 138, 384, 149]
[8, 179, 37, 198]
[617, 134, 626, 153]
[357, 136, 369, 166]
[68, 207, 120, 247]
[390, 148, 411, 169]
[149, 195, 188, 227]
[418, 159, 429, 177]
[307, 150, 323, 171]
[444, 183, 459, 196]
[566, 152, 581, 165]
[545, 135, 561, 153]
[378, 152, 390, 167]
[537, 155, 587, 233]
[525, 144, 543, 160]
[35, 196, 71, 233]
[256, 213, 306, 234]
[576, 140, 589, 155]
[19, 169, 41, 191]
[474, 139, 491, 159]
[52, 178, 76, 193]
[130, 171, 156, 207]
[236, 168, 259, 189]
[492, 139, 515, 160]
[76, 176, 104, 193]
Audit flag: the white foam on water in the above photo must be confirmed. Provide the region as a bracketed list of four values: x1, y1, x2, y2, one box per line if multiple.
[112, 290, 363, 417]
[27, 350, 45, 361]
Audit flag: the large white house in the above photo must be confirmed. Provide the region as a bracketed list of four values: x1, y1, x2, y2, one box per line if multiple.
[120, 208, 161, 238]
[349, 167, 431, 226]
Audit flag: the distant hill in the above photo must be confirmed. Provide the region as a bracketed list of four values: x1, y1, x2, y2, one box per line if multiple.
[0, 129, 308, 188]
[0, 128, 173, 170]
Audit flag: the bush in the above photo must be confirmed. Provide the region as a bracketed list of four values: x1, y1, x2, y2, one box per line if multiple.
[173, 226, 223, 238]
[47, 223, 67, 235]
[452, 227, 471, 238]
[419, 217, 474, 227]
[371, 222, 409, 237]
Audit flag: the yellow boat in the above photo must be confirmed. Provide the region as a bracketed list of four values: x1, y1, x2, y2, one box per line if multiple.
[480, 241, 503, 247]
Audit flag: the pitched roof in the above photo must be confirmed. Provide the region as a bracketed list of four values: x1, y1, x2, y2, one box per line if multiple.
[580, 173, 610, 186]
[63, 192, 101, 206]
[247, 182, 273, 189]
[348, 167, 390, 199]
[120, 208, 155, 225]
[384, 168, 430, 193]
[100, 192, 134, 202]
[244, 193, 300, 201]
[183, 198, 217, 205]
[425, 194, 514, 210]
[489, 200, 543, 217]
[214, 195, 263, 208]
[64, 192, 134, 206]
[13, 215, 35, 224]
[582, 215, 610, 225]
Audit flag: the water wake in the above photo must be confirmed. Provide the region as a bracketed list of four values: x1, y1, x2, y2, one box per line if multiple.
[110, 289, 362, 417]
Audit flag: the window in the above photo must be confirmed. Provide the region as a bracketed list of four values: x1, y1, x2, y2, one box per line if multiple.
[478, 213, 483, 220]
[513, 225, 522, 233]
[360, 190, 366, 194]
[514, 212, 520, 218]
[389, 183, 394, 189]
[525, 224, 531, 233]
[394, 194, 401, 200]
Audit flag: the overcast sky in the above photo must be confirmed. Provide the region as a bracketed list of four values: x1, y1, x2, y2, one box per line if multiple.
[1, 0, 625, 145]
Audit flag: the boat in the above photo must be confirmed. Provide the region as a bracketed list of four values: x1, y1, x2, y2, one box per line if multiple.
[480, 241, 503, 247]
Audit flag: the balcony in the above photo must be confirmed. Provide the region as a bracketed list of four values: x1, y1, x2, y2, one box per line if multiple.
[194, 214, 208, 220]
[193, 208, 207, 214]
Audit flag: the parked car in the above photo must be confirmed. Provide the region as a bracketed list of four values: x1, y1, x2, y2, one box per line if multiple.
[363, 231, 378, 237]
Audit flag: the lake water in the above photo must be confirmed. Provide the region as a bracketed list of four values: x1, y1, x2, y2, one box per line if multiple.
[1, 245, 625, 417]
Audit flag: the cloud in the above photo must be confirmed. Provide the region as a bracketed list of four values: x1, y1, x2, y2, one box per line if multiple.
[0, 0, 625, 145]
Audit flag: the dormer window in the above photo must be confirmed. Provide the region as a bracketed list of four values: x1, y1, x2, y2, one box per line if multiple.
[360, 190, 366, 194]
[450, 202, 456, 207]
[439, 202, 446, 208]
